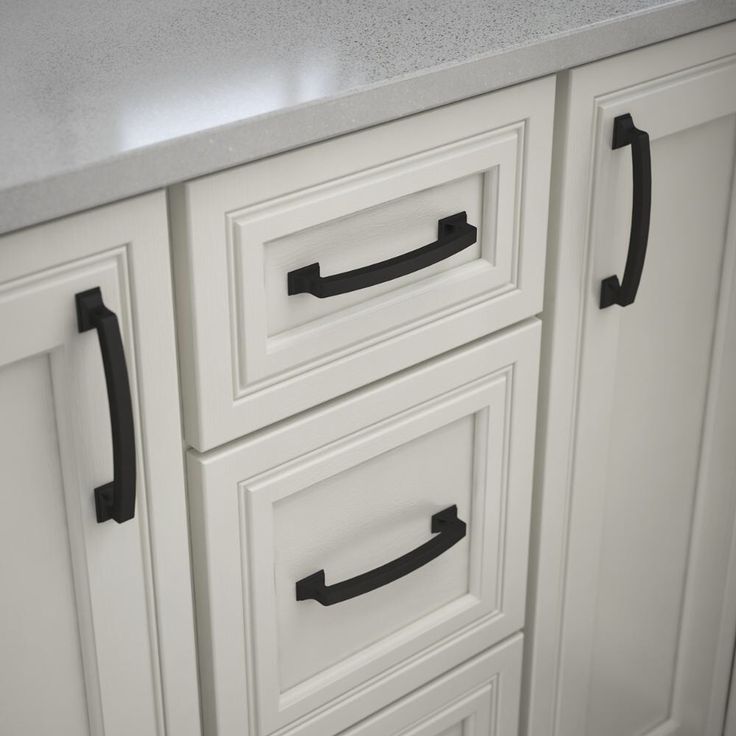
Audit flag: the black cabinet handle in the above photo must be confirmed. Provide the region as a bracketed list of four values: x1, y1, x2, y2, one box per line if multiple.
[287, 212, 477, 298]
[600, 113, 652, 309]
[295, 505, 466, 606]
[76, 288, 136, 524]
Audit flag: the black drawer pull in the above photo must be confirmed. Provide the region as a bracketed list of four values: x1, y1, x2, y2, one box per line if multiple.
[600, 113, 652, 309]
[287, 212, 477, 298]
[76, 287, 136, 524]
[295, 505, 466, 606]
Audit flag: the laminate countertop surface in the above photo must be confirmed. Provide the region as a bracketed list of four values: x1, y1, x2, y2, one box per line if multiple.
[2, 0, 735, 235]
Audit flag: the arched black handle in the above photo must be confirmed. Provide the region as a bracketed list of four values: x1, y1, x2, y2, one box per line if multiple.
[295, 505, 466, 606]
[76, 287, 136, 524]
[600, 113, 652, 309]
[287, 212, 477, 298]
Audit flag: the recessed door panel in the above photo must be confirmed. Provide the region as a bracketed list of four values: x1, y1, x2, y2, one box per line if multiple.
[272, 414, 476, 690]
[586, 112, 735, 736]
[0, 355, 91, 736]
[536, 39, 736, 736]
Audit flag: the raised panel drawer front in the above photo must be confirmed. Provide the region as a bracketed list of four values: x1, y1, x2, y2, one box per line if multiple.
[171, 76, 554, 450]
[188, 319, 540, 736]
[340, 635, 523, 736]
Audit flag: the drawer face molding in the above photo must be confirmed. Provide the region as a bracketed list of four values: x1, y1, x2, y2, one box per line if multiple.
[342, 635, 523, 736]
[251, 375, 503, 726]
[171, 76, 553, 450]
[233, 127, 518, 388]
[188, 320, 540, 736]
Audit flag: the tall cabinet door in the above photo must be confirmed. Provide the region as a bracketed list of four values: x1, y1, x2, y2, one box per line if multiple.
[527, 22, 736, 736]
[0, 194, 200, 736]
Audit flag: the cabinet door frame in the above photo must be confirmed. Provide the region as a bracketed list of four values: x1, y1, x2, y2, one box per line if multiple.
[0, 192, 201, 736]
[524, 21, 736, 736]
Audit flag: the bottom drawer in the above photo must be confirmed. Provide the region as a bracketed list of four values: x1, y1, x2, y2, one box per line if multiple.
[189, 319, 539, 736]
[342, 634, 523, 736]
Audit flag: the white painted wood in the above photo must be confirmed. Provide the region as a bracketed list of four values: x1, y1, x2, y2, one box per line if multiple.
[341, 634, 523, 736]
[171, 76, 554, 450]
[0, 193, 200, 736]
[188, 319, 540, 736]
[524, 21, 736, 736]
[726, 659, 736, 736]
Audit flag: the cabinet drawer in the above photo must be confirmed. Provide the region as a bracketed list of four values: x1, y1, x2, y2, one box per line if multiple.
[172, 77, 553, 450]
[342, 635, 522, 736]
[188, 319, 540, 736]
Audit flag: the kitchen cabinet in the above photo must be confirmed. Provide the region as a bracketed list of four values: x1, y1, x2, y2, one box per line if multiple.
[526, 22, 736, 736]
[3, 12, 736, 736]
[0, 194, 200, 736]
[177, 73, 551, 736]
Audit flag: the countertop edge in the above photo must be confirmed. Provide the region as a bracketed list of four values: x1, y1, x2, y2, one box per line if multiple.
[2, 3, 735, 236]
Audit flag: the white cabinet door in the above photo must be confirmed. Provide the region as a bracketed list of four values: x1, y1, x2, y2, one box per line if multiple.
[526, 22, 736, 736]
[0, 194, 200, 736]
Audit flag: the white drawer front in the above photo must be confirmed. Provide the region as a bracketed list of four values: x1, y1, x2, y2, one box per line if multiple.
[342, 635, 523, 736]
[189, 320, 540, 736]
[172, 77, 553, 450]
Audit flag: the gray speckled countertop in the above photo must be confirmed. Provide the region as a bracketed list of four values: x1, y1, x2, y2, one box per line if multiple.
[1, 0, 735, 235]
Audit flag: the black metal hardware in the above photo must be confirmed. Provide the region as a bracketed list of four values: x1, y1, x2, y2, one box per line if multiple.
[287, 212, 477, 298]
[76, 287, 136, 524]
[600, 113, 652, 309]
[295, 505, 466, 606]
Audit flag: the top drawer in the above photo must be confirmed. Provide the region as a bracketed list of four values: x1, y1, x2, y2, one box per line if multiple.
[172, 76, 554, 450]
